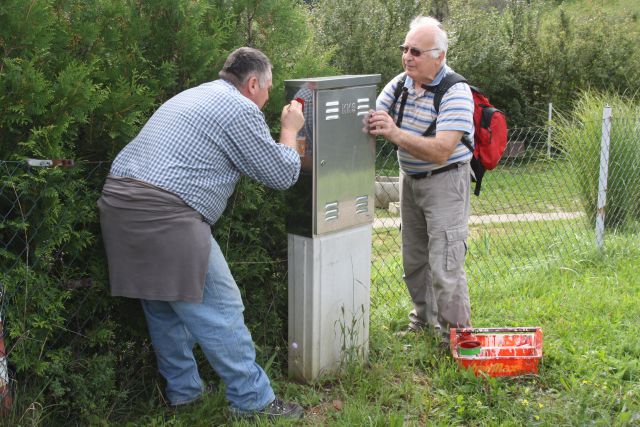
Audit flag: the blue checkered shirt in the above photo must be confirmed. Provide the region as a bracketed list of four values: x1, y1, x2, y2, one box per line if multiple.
[110, 79, 301, 224]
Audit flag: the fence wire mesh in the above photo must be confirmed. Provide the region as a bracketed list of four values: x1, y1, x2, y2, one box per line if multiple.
[0, 160, 149, 422]
[371, 117, 640, 323]
[0, 114, 638, 421]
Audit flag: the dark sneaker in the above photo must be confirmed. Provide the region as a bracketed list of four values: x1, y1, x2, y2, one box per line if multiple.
[395, 326, 420, 337]
[394, 321, 429, 337]
[230, 398, 304, 420]
[434, 332, 454, 355]
[438, 339, 452, 353]
[395, 322, 442, 338]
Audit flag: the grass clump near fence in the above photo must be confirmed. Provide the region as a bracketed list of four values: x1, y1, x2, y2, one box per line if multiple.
[554, 91, 640, 231]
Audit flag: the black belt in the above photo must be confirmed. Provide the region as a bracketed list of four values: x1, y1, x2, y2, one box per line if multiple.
[408, 162, 464, 180]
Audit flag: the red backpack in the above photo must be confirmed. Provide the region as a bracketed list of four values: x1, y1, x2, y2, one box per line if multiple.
[467, 86, 508, 169]
[390, 72, 508, 195]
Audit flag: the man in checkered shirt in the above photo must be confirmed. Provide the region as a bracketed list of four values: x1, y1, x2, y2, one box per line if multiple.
[98, 47, 305, 420]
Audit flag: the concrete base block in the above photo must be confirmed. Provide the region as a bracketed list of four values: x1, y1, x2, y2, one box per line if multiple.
[288, 225, 371, 381]
[388, 202, 401, 215]
[374, 176, 399, 208]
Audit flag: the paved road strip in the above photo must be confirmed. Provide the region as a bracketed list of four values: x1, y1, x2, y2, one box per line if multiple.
[373, 211, 585, 229]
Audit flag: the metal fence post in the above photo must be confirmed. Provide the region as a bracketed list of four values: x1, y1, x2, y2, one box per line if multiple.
[596, 105, 612, 250]
[547, 103, 553, 158]
[0, 285, 11, 415]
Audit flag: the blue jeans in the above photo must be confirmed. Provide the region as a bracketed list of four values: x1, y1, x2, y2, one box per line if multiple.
[141, 236, 275, 410]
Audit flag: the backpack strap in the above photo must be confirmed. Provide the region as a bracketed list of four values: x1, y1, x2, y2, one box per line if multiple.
[422, 72, 482, 195]
[388, 74, 408, 127]
[422, 72, 468, 138]
[480, 105, 501, 128]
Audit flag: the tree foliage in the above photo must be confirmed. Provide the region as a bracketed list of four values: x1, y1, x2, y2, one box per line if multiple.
[311, 0, 425, 84]
[311, 0, 640, 127]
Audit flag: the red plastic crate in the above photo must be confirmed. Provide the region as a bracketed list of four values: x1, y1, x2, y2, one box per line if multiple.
[450, 327, 543, 377]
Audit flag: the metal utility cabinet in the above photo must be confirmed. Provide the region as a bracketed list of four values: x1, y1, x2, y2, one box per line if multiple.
[284, 75, 381, 381]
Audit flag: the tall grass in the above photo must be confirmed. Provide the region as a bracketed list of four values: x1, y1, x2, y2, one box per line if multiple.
[554, 91, 640, 229]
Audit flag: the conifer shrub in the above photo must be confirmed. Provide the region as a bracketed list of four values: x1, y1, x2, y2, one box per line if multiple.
[1, 0, 333, 423]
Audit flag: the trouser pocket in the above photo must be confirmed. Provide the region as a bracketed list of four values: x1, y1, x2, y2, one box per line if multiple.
[445, 225, 468, 271]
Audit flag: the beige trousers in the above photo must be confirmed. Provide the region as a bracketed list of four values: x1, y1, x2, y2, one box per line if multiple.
[400, 162, 472, 339]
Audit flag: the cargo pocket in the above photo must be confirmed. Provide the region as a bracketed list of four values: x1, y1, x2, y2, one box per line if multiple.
[445, 226, 468, 271]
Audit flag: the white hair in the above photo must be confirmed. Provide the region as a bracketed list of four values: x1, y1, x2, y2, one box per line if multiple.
[409, 16, 448, 58]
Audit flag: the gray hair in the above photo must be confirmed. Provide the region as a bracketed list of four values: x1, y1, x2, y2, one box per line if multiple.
[219, 47, 272, 88]
[409, 16, 448, 58]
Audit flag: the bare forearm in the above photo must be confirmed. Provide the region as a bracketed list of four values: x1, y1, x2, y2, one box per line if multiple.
[279, 128, 298, 150]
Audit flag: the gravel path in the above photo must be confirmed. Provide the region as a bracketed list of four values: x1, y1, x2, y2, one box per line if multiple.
[373, 211, 585, 229]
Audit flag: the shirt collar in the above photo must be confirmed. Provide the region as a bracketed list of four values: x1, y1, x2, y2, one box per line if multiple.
[218, 78, 238, 91]
[424, 64, 449, 88]
[402, 64, 449, 95]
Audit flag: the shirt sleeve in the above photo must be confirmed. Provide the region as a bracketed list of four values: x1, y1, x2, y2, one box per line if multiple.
[376, 74, 404, 112]
[222, 107, 301, 190]
[436, 82, 474, 135]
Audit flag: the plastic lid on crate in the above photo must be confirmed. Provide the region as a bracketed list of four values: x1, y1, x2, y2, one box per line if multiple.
[458, 340, 482, 356]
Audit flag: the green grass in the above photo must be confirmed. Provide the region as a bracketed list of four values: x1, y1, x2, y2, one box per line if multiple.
[466, 216, 593, 283]
[122, 226, 640, 426]
[375, 157, 584, 218]
[473, 157, 583, 216]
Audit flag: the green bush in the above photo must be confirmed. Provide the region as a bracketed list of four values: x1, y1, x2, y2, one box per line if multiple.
[1, 0, 334, 423]
[0, 162, 131, 424]
[448, 0, 640, 127]
[554, 90, 640, 229]
[310, 0, 423, 85]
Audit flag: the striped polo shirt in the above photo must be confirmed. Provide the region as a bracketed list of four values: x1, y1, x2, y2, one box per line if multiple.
[376, 65, 474, 174]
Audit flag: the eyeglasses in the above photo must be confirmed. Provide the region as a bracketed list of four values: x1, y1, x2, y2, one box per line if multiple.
[399, 45, 440, 57]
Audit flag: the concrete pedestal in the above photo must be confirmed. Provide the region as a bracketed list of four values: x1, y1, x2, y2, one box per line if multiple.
[287, 224, 371, 381]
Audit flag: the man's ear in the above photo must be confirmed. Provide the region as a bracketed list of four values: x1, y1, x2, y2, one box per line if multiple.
[246, 75, 259, 95]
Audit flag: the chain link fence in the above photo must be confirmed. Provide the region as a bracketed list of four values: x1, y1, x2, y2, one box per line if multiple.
[0, 112, 638, 421]
[0, 160, 150, 423]
[371, 115, 640, 323]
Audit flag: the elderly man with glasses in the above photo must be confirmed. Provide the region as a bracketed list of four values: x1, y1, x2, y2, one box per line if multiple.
[367, 16, 474, 346]
[98, 47, 305, 419]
